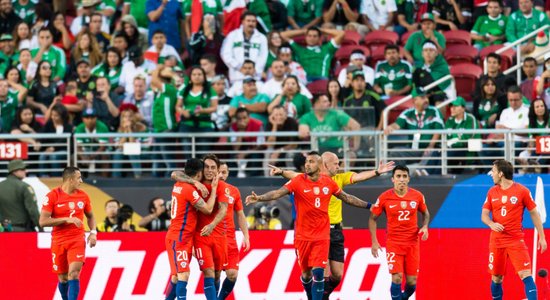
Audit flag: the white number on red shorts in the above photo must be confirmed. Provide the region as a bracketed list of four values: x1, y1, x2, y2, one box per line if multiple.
[386, 252, 396, 263]
[176, 250, 188, 262]
[195, 248, 203, 259]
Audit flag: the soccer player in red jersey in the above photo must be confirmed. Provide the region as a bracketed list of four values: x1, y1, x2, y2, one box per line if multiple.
[217, 161, 250, 300]
[369, 165, 430, 300]
[39, 167, 97, 300]
[166, 158, 219, 299]
[481, 160, 547, 300]
[246, 151, 372, 300]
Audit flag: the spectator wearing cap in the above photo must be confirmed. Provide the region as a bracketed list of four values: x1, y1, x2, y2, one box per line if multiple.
[86, 76, 121, 130]
[395, 0, 430, 35]
[343, 70, 386, 129]
[229, 76, 271, 124]
[445, 97, 481, 173]
[146, 0, 186, 52]
[112, 104, 150, 178]
[40, 104, 73, 176]
[267, 75, 312, 119]
[470, 0, 507, 51]
[221, 12, 269, 82]
[506, 0, 550, 55]
[30, 27, 66, 82]
[145, 30, 182, 67]
[287, 0, 323, 30]
[211, 74, 232, 131]
[0, 33, 17, 77]
[374, 44, 413, 98]
[270, 46, 308, 85]
[123, 74, 155, 129]
[0, 159, 40, 232]
[118, 45, 156, 95]
[281, 26, 345, 82]
[0, 0, 22, 35]
[70, 0, 110, 36]
[359, 0, 396, 32]
[227, 60, 265, 98]
[75, 107, 110, 173]
[323, 0, 360, 29]
[412, 40, 453, 106]
[75, 59, 98, 101]
[337, 49, 375, 88]
[403, 13, 446, 65]
[263, 59, 313, 100]
[433, 0, 467, 31]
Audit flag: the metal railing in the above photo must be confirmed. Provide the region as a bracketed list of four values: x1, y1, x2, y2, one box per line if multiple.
[0, 129, 548, 177]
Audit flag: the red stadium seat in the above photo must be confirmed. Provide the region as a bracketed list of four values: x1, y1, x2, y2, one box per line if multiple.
[443, 30, 472, 46]
[444, 44, 479, 65]
[363, 30, 399, 52]
[400, 30, 414, 45]
[342, 30, 362, 45]
[450, 63, 483, 101]
[385, 96, 413, 124]
[293, 35, 308, 46]
[334, 63, 348, 77]
[334, 45, 371, 65]
[479, 45, 515, 72]
[307, 79, 329, 96]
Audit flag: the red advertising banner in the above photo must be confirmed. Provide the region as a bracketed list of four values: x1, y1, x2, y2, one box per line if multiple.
[1, 229, 550, 299]
[536, 136, 550, 154]
[0, 142, 28, 160]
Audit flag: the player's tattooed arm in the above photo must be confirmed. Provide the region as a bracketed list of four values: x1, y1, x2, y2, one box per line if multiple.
[171, 171, 209, 197]
[369, 213, 381, 258]
[419, 209, 430, 241]
[194, 176, 218, 214]
[268, 164, 300, 179]
[246, 187, 290, 205]
[201, 202, 228, 236]
[336, 191, 372, 209]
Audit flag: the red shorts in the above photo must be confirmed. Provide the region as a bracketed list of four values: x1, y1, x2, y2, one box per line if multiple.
[166, 237, 194, 275]
[194, 235, 228, 271]
[488, 240, 531, 275]
[385, 242, 419, 276]
[294, 239, 329, 273]
[51, 239, 86, 274]
[226, 236, 240, 270]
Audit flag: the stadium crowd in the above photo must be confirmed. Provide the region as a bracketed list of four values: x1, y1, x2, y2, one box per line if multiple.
[0, 0, 549, 177]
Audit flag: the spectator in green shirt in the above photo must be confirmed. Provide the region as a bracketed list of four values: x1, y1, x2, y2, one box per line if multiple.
[287, 0, 323, 29]
[445, 97, 481, 173]
[30, 27, 66, 82]
[403, 12, 446, 65]
[92, 47, 123, 92]
[470, 0, 507, 51]
[505, 0, 550, 55]
[229, 76, 271, 124]
[412, 40, 452, 106]
[267, 75, 312, 120]
[520, 98, 549, 171]
[75, 108, 110, 176]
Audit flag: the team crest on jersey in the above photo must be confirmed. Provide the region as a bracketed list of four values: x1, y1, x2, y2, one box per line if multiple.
[400, 201, 407, 209]
[313, 187, 320, 195]
[410, 201, 417, 208]
[198, 259, 204, 266]
[510, 196, 518, 204]
[501, 196, 508, 204]
[180, 262, 187, 268]
[69, 202, 75, 209]
[388, 263, 394, 270]
[77, 201, 84, 209]
[322, 187, 329, 195]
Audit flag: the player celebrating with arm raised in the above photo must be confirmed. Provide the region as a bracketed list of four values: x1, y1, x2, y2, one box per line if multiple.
[246, 151, 372, 300]
[481, 160, 547, 300]
[369, 164, 430, 300]
[270, 152, 394, 299]
[165, 158, 219, 300]
[39, 167, 97, 300]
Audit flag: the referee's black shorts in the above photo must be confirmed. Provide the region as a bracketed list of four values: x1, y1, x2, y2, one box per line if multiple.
[328, 223, 345, 262]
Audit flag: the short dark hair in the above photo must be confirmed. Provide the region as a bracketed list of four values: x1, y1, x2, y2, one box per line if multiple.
[312, 94, 328, 105]
[62, 166, 80, 182]
[38, 27, 52, 36]
[200, 54, 217, 64]
[105, 199, 120, 208]
[307, 151, 320, 157]
[243, 59, 255, 67]
[202, 154, 220, 168]
[184, 158, 204, 177]
[235, 107, 249, 116]
[152, 29, 166, 37]
[306, 27, 322, 36]
[240, 11, 256, 22]
[392, 165, 410, 177]
[220, 161, 228, 168]
[506, 85, 521, 94]
[385, 44, 399, 53]
[147, 197, 163, 213]
[90, 12, 103, 21]
[113, 32, 128, 42]
[487, 53, 502, 64]
[523, 57, 537, 65]
[488, 0, 501, 6]
[493, 159, 513, 180]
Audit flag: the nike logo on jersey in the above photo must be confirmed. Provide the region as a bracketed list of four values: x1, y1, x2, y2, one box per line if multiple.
[322, 261, 327, 264]
[223, 263, 228, 267]
[304, 189, 311, 193]
[76, 255, 84, 258]
[492, 198, 499, 202]
[389, 205, 397, 208]
[57, 204, 65, 207]
[524, 262, 530, 266]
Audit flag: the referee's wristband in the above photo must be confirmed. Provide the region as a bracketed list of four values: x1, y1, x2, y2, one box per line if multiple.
[90, 230, 97, 235]
[365, 202, 372, 209]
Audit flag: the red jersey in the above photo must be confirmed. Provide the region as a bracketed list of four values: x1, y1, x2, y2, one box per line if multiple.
[371, 188, 428, 245]
[482, 183, 536, 247]
[223, 183, 243, 240]
[42, 187, 92, 244]
[196, 180, 230, 238]
[284, 174, 341, 241]
[166, 182, 204, 242]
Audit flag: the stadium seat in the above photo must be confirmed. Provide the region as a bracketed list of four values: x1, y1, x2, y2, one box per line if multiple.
[307, 79, 329, 96]
[400, 30, 414, 45]
[334, 63, 348, 77]
[450, 63, 483, 101]
[293, 35, 308, 46]
[385, 96, 413, 124]
[335, 45, 371, 65]
[342, 30, 362, 45]
[479, 45, 515, 72]
[363, 30, 399, 52]
[443, 30, 472, 46]
[444, 44, 479, 65]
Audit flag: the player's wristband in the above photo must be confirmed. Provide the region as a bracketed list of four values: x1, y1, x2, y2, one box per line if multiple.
[90, 230, 97, 235]
[374, 170, 381, 177]
[365, 202, 372, 209]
